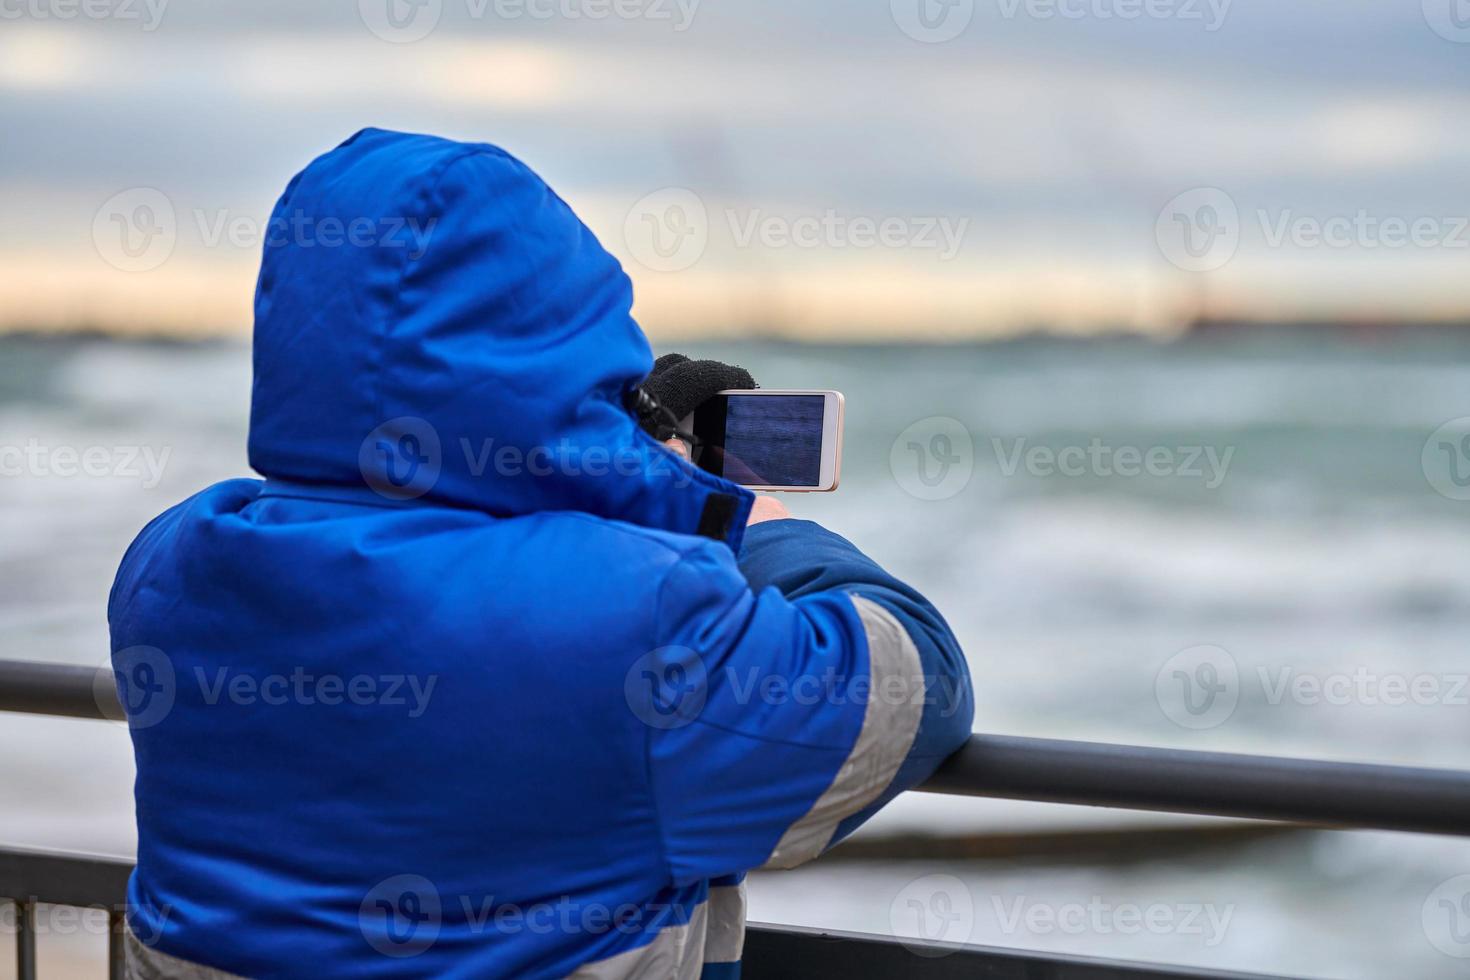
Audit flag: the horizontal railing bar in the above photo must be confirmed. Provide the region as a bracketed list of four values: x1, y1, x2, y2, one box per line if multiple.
[3, 658, 1469, 837]
[743, 922, 1281, 980]
[0, 660, 119, 720]
[0, 845, 132, 908]
[923, 734, 1470, 837]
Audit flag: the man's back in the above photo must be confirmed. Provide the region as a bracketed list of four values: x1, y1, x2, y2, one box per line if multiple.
[114, 479, 739, 977]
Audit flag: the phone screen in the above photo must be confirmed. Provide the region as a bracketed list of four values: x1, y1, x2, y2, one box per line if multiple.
[692, 394, 826, 487]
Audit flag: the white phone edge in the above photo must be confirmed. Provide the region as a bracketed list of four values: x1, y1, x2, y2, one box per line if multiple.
[710, 388, 844, 493]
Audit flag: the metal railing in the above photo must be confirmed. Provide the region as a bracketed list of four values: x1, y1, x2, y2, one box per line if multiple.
[8, 658, 1470, 835]
[0, 847, 1276, 980]
[5, 656, 1470, 978]
[0, 846, 131, 980]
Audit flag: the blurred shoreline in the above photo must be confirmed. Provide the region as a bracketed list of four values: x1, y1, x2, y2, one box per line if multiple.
[9, 315, 1470, 352]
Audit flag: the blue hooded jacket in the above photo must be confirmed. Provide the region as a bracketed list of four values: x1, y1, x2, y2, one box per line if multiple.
[108, 129, 974, 979]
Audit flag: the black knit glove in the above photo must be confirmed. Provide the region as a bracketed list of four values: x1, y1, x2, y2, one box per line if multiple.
[636, 354, 757, 435]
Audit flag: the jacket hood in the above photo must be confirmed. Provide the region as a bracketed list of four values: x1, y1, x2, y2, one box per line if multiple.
[247, 128, 752, 548]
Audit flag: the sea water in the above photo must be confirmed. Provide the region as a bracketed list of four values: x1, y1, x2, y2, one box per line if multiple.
[3, 333, 1469, 978]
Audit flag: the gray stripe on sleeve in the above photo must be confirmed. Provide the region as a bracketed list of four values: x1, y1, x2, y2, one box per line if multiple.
[702, 881, 747, 964]
[568, 899, 707, 980]
[125, 929, 247, 980]
[761, 595, 925, 869]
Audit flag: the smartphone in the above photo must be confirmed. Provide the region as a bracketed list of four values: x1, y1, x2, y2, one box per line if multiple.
[686, 390, 844, 492]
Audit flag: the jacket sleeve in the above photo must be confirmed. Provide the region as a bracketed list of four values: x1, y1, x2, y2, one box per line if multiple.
[643, 519, 973, 886]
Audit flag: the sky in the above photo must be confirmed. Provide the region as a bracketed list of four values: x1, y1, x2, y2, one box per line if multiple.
[2, 0, 1469, 340]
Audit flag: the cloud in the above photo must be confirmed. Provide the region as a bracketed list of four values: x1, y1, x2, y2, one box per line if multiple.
[4, 3, 1470, 338]
[0, 26, 93, 90]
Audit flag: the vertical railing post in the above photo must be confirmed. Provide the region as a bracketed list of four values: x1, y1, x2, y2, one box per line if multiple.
[109, 906, 126, 980]
[15, 898, 37, 980]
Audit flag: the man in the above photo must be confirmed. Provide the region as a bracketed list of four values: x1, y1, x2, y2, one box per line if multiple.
[109, 128, 973, 979]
